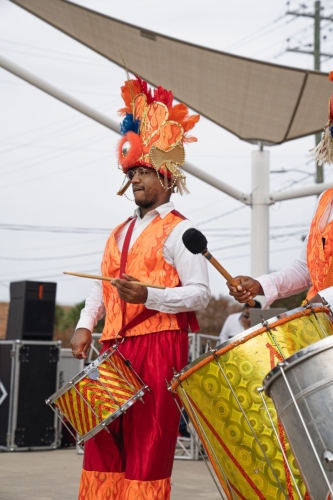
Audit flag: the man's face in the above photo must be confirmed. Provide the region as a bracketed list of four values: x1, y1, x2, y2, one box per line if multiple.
[127, 166, 171, 210]
[241, 307, 251, 328]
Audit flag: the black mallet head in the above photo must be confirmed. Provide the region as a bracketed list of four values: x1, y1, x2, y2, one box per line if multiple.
[182, 228, 208, 255]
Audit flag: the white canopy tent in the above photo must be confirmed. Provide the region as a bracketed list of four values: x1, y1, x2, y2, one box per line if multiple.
[5, 0, 333, 278]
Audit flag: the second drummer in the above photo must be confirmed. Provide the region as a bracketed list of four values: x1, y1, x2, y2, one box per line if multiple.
[227, 187, 333, 309]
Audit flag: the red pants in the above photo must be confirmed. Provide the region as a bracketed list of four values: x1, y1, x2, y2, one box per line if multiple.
[79, 329, 188, 500]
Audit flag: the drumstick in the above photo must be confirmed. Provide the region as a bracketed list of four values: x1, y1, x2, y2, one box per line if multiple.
[63, 271, 165, 289]
[182, 228, 256, 307]
[117, 180, 131, 196]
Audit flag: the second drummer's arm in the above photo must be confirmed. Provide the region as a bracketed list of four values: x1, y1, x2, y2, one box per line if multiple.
[228, 236, 312, 308]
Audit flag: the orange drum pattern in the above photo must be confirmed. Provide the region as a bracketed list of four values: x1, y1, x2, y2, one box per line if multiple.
[172, 307, 333, 500]
[51, 348, 147, 442]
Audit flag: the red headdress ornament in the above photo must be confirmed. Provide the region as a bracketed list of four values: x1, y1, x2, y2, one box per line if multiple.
[117, 76, 200, 195]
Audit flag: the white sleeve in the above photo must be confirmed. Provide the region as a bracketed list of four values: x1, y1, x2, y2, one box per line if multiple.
[145, 221, 211, 313]
[75, 278, 106, 332]
[257, 235, 311, 309]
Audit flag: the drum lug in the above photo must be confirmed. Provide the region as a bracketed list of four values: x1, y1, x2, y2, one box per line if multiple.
[165, 379, 172, 392]
[101, 423, 111, 434]
[323, 450, 333, 470]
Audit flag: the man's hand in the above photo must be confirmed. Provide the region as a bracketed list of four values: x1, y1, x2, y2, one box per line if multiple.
[70, 328, 92, 359]
[227, 276, 263, 303]
[112, 274, 148, 304]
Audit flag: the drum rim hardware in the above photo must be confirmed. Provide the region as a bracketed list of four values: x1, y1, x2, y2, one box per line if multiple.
[172, 304, 329, 390]
[263, 335, 333, 397]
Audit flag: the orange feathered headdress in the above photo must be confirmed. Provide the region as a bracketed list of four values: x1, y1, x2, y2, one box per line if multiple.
[310, 71, 333, 165]
[117, 76, 200, 195]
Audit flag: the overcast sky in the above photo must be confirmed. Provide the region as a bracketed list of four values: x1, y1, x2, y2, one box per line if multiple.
[1, 0, 333, 305]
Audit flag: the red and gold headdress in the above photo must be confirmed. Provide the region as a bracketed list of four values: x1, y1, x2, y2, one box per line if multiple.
[117, 76, 200, 195]
[310, 71, 333, 165]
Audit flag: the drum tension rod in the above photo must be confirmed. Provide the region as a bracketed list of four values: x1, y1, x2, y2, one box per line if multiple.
[303, 301, 329, 338]
[257, 386, 303, 500]
[166, 377, 230, 500]
[321, 296, 333, 316]
[260, 315, 285, 360]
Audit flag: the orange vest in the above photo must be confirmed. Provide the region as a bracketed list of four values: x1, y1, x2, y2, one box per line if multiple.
[100, 211, 193, 341]
[307, 188, 333, 299]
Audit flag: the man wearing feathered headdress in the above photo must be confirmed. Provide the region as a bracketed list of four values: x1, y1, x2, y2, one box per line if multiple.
[70, 76, 210, 500]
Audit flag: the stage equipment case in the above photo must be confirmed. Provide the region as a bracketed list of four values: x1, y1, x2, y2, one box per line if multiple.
[0, 340, 61, 451]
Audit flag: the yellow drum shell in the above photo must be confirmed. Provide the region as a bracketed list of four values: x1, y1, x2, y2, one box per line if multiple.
[172, 306, 333, 500]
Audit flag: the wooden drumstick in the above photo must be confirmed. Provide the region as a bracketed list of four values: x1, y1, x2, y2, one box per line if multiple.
[63, 271, 166, 289]
[182, 228, 256, 307]
[117, 180, 131, 196]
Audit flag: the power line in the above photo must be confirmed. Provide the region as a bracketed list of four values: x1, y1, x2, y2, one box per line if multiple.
[198, 205, 247, 226]
[0, 38, 109, 65]
[0, 223, 112, 234]
[1, 151, 111, 189]
[0, 260, 100, 280]
[1, 140, 111, 154]
[204, 223, 309, 231]
[0, 268, 99, 286]
[0, 95, 113, 144]
[224, 11, 289, 51]
[216, 245, 303, 260]
[0, 251, 102, 261]
[0, 45, 111, 68]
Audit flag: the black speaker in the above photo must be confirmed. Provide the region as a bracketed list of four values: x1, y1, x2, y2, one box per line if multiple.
[6, 281, 57, 341]
[0, 340, 60, 450]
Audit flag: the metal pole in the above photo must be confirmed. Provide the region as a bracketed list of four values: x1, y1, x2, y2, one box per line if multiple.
[251, 148, 270, 278]
[314, 0, 324, 183]
[270, 181, 333, 202]
[0, 55, 120, 134]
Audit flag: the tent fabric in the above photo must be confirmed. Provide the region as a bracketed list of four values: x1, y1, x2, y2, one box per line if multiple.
[10, 0, 333, 145]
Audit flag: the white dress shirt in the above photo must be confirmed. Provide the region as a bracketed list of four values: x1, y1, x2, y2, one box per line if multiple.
[218, 312, 244, 343]
[257, 191, 333, 309]
[76, 201, 211, 332]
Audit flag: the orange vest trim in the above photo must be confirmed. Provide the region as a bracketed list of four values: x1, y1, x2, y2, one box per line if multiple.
[307, 188, 333, 300]
[100, 211, 192, 341]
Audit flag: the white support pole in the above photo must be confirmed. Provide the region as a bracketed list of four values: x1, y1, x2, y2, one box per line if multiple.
[271, 181, 333, 202]
[0, 55, 120, 134]
[251, 150, 271, 278]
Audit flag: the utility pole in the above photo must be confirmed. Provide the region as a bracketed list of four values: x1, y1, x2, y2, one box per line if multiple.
[286, 1, 333, 183]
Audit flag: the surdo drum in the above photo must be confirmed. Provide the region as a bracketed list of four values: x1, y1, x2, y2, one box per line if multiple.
[263, 335, 333, 500]
[171, 305, 333, 500]
[46, 345, 149, 445]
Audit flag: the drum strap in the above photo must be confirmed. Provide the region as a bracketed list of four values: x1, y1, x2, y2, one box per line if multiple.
[118, 217, 159, 337]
